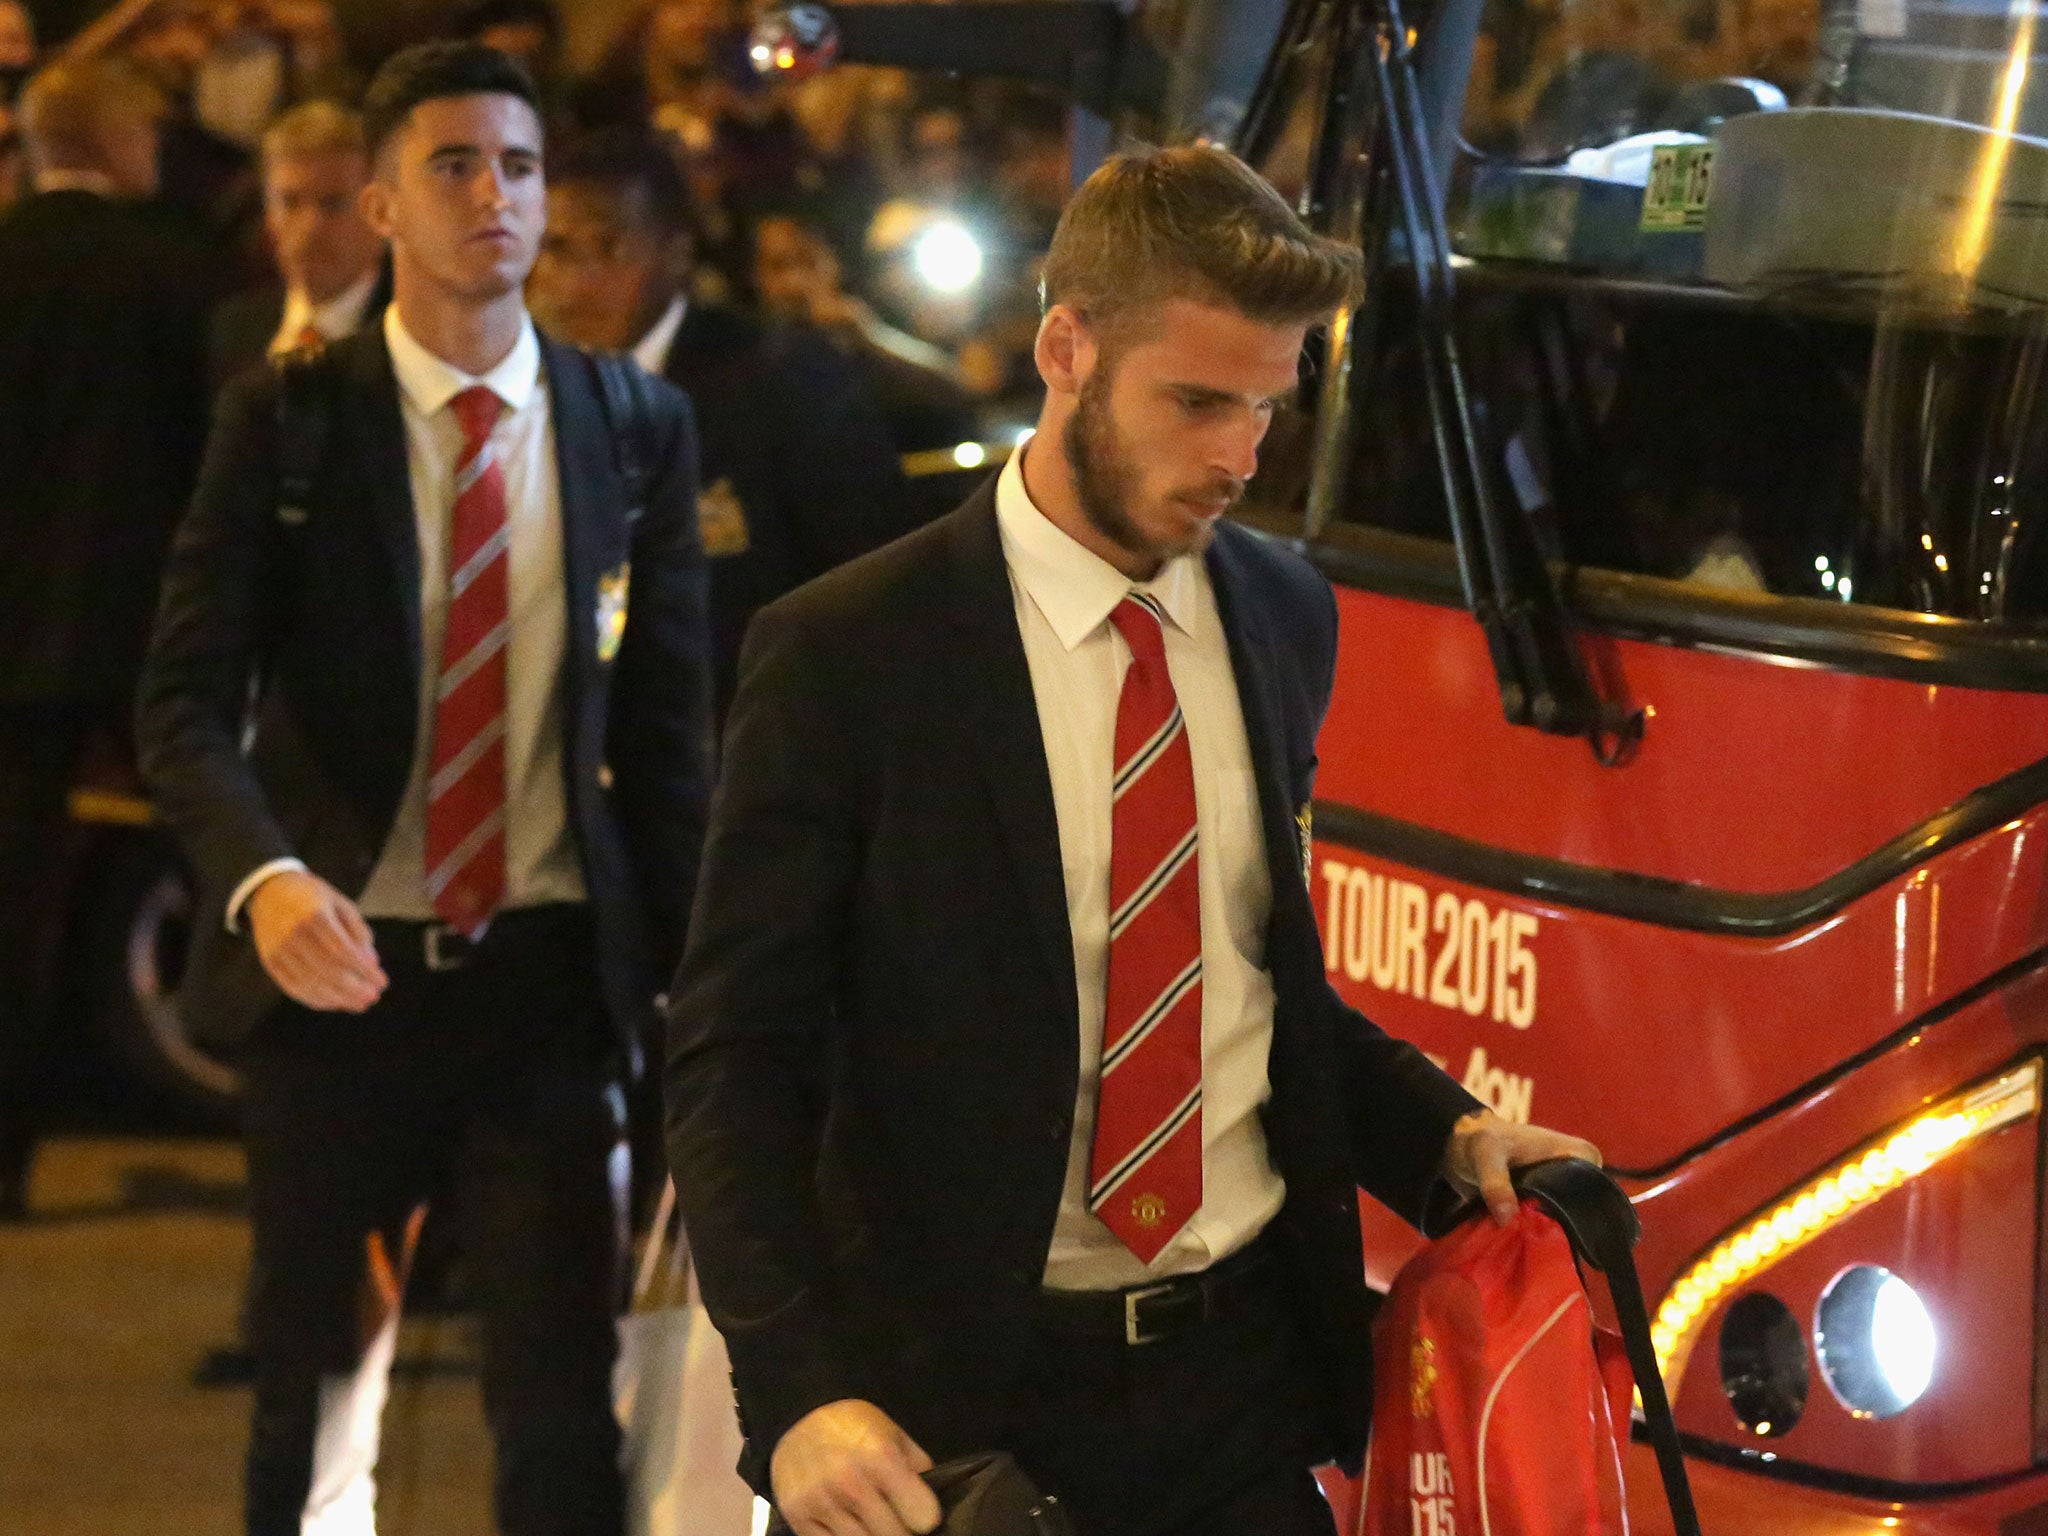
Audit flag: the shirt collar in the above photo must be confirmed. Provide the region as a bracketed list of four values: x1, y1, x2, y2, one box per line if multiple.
[993, 435, 1200, 652]
[630, 296, 688, 377]
[383, 302, 542, 420]
[277, 267, 381, 352]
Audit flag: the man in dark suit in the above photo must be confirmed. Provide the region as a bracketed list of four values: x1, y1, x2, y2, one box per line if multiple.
[0, 52, 218, 1218]
[138, 43, 711, 1536]
[208, 97, 389, 392]
[527, 127, 914, 719]
[665, 145, 1600, 1536]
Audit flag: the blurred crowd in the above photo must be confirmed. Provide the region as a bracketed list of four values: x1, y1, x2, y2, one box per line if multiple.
[0, 0, 1073, 1224]
[0, 0, 1068, 440]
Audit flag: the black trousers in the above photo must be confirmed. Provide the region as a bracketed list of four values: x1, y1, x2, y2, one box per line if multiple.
[0, 702, 87, 1206]
[1002, 1259, 1339, 1536]
[239, 904, 626, 1536]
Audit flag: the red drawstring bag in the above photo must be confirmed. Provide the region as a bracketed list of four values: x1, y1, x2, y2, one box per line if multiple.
[1360, 1200, 1635, 1536]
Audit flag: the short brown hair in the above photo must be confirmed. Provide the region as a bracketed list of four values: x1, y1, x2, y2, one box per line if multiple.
[18, 58, 162, 172]
[1040, 143, 1361, 343]
[261, 100, 367, 174]
[362, 41, 540, 163]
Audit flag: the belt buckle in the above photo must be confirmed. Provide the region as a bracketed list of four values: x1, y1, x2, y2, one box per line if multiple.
[423, 923, 472, 972]
[1124, 1280, 1177, 1347]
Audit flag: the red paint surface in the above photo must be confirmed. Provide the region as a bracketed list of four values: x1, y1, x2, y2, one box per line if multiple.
[1314, 583, 2048, 1503]
[1318, 588, 2048, 892]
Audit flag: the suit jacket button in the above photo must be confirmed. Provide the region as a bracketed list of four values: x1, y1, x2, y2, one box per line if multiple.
[597, 763, 615, 790]
[1046, 1116, 1068, 1144]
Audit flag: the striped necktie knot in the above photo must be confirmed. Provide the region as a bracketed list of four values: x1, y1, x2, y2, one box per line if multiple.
[1110, 593, 1169, 669]
[451, 385, 502, 456]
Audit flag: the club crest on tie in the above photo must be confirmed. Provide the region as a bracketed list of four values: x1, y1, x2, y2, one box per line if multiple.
[1131, 1192, 1169, 1229]
[596, 563, 631, 663]
[696, 476, 751, 557]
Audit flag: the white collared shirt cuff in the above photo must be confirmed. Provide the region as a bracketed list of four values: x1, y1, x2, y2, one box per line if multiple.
[225, 858, 309, 934]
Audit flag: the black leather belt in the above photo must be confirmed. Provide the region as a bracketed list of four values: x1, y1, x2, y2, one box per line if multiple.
[1037, 1235, 1280, 1347]
[369, 904, 588, 974]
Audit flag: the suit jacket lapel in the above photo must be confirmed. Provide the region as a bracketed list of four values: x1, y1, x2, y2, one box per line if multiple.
[543, 338, 617, 728]
[942, 485, 1080, 1040]
[1206, 529, 1301, 904]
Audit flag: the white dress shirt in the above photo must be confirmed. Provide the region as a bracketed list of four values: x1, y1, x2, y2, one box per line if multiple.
[996, 444, 1288, 1292]
[269, 267, 380, 358]
[629, 296, 688, 377]
[226, 306, 586, 930]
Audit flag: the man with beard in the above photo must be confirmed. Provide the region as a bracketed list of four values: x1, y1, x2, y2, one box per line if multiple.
[665, 144, 1601, 1536]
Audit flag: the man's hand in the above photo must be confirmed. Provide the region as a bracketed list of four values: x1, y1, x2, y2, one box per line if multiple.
[246, 869, 387, 1014]
[1442, 1110, 1602, 1225]
[771, 1399, 943, 1536]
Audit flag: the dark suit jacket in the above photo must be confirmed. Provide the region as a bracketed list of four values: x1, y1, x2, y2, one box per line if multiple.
[0, 190, 223, 705]
[659, 302, 920, 718]
[664, 478, 1481, 1488]
[206, 286, 286, 396]
[138, 325, 715, 1065]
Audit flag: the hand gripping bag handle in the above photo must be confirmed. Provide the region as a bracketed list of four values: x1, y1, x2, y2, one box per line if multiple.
[1509, 1157, 1704, 1536]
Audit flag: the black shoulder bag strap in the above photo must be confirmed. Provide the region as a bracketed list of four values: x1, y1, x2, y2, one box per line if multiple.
[254, 350, 337, 707]
[586, 349, 658, 526]
[273, 348, 335, 528]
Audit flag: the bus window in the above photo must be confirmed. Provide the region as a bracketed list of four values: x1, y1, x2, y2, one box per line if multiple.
[1301, 0, 2048, 627]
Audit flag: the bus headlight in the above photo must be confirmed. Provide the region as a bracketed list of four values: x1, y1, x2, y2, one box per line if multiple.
[1816, 1266, 1937, 1418]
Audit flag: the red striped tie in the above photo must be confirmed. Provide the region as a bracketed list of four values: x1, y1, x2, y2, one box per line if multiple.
[425, 385, 509, 938]
[1089, 594, 1204, 1263]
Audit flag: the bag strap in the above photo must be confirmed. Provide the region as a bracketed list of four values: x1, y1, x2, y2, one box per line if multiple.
[256, 349, 337, 681]
[273, 348, 334, 529]
[586, 348, 658, 526]
[1513, 1158, 1704, 1536]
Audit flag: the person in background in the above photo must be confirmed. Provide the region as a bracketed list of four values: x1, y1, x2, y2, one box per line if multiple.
[530, 127, 913, 1222]
[0, 0, 37, 101]
[208, 98, 386, 390]
[575, 0, 822, 289]
[0, 101, 22, 208]
[137, 43, 712, 1536]
[58, 0, 260, 272]
[0, 54, 220, 1221]
[751, 207, 978, 457]
[531, 128, 915, 724]
[450, 0, 565, 120]
[0, 0, 28, 208]
[665, 144, 1602, 1536]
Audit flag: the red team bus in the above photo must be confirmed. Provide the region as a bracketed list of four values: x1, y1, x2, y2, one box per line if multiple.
[1202, 0, 2048, 1525]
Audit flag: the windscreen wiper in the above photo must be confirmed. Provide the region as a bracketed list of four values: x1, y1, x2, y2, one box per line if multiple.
[1344, 0, 1643, 761]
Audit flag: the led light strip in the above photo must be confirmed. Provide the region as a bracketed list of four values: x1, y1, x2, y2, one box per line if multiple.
[1650, 1059, 2042, 1398]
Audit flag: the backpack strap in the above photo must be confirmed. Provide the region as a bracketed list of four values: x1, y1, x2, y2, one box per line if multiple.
[259, 349, 338, 670]
[586, 348, 659, 526]
[273, 347, 334, 529]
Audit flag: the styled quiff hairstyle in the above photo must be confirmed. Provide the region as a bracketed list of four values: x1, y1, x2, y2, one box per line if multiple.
[1040, 143, 1362, 345]
[362, 41, 540, 163]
